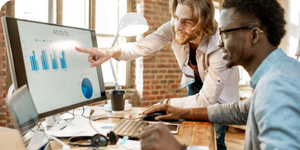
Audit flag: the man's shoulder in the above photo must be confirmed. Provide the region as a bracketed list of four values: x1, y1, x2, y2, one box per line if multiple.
[254, 57, 300, 103]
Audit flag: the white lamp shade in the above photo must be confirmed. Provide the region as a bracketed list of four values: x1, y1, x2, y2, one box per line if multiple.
[118, 12, 149, 37]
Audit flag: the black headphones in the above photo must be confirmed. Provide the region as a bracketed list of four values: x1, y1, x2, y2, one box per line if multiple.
[68, 131, 118, 147]
[68, 109, 119, 147]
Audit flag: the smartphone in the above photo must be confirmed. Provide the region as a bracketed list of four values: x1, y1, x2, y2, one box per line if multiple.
[166, 124, 179, 134]
[148, 122, 179, 134]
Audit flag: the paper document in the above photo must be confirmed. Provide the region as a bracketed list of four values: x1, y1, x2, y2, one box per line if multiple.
[27, 130, 48, 150]
[117, 138, 141, 150]
[45, 116, 115, 137]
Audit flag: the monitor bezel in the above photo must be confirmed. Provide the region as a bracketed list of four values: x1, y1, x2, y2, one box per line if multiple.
[2, 16, 107, 118]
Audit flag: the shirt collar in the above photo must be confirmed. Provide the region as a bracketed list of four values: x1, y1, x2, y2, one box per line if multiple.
[250, 48, 286, 89]
[198, 35, 209, 53]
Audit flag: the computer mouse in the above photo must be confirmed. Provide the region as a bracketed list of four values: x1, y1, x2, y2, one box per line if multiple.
[142, 111, 166, 121]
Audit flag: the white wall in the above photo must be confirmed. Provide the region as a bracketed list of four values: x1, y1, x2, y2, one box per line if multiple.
[278, 0, 300, 58]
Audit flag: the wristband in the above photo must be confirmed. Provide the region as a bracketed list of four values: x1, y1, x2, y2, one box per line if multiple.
[190, 108, 195, 121]
[160, 99, 165, 104]
[165, 98, 170, 104]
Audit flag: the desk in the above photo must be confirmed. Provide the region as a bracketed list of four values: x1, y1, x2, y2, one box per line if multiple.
[49, 107, 216, 150]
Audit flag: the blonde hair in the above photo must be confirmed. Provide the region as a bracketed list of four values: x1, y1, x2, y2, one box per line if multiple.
[169, 0, 218, 36]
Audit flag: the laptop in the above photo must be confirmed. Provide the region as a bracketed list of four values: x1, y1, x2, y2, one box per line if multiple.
[5, 84, 40, 136]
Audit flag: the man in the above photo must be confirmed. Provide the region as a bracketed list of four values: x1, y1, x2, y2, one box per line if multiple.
[140, 0, 300, 149]
[76, 0, 240, 149]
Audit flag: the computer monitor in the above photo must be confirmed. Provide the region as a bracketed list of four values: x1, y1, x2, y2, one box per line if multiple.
[2, 16, 107, 118]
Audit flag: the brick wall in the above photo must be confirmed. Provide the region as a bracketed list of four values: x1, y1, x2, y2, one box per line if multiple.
[132, 0, 187, 106]
[0, 1, 13, 128]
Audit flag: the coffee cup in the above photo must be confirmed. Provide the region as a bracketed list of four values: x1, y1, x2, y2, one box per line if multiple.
[109, 89, 126, 113]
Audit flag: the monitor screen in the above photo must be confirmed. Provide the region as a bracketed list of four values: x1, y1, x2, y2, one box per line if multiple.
[2, 16, 107, 118]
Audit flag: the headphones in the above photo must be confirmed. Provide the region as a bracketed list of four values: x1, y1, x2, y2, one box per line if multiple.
[68, 109, 119, 147]
[68, 131, 118, 147]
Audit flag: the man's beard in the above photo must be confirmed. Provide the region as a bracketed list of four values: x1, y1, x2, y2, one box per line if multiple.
[175, 31, 197, 45]
[225, 58, 234, 68]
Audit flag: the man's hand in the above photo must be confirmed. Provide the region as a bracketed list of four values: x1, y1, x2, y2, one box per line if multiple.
[141, 124, 182, 150]
[143, 104, 189, 121]
[75, 46, 121, 67]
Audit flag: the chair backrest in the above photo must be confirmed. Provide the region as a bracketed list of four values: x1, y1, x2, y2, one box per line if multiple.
[0, 127, 27, 150]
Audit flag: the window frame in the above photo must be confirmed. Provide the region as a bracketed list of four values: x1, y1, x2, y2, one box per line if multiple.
[55, 0, 132, 89]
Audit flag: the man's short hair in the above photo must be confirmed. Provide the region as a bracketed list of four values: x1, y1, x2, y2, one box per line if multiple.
[222, 0, 286, 47]
[169, 0, 218, 36]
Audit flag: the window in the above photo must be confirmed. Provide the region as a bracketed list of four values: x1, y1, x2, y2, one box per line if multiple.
[14, 0, 128, 88]
[15, 0, 48, 23]
[95, 0, 128, 87]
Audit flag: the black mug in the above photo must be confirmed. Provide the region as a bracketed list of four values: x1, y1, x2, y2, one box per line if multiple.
[109, 89, 126, 112]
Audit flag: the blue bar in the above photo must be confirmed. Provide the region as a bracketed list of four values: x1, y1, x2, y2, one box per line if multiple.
[41, 56, 44, 70]
[36, 60, 39, 70]
[45, 51, 49, 69]
[32, 51, 37, 70]
[54, 53, 58, 69]
[63, 51, 67, 68]
[60, 58, 63, 68]
[43, 51, 46, 70]
[30, 56, 34, 70]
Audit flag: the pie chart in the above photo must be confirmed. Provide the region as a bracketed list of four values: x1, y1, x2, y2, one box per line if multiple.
[81, 78, 93, 99]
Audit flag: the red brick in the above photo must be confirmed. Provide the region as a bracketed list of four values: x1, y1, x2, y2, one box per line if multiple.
[0, 98, 4, 105]
[143, 96, 156, 101]
[157, 2, 168, 6]
[168, 80, 175, 84]
[151, 91, 158, 95]
[157, 64, 171, 68]
[0, 47, 6, 54]
[144, 75, 155, 79]
[0, 105, 6, 112]
[0, 40, 5, 48]
[156, 95, 164, 100]
[168, 70, 175, 73]
[144, 0, 157, 5]
[143, 91, 150, 95]
[159, 70, 166, 73]
[151, 80, 159, 84]
[160, 90, 166, 94]
[0, 120, 6, 127]
[0, 112, 6, 120]
[143, 80, 150, 84]
[171, 84, 179, 89]
[155, 85, 162, 89]
[151, 70, 158, 74]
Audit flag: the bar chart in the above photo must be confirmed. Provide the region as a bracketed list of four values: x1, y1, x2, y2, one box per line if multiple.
[40, 50, 49, 70]
[50, 50, 59, 69]
[30, 51, 39, 71]
[60, 51, 67, 69]
[29, 49, 68, 71]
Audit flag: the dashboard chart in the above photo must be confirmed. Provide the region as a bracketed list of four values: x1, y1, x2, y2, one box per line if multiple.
[81, 78, 93, 99]
[17, 20, 103, 114]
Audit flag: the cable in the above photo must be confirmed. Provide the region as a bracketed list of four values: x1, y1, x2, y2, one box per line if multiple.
[89, 109, 100, 134]
[81, 106, 85, 116]
[72, 109, 75, 118]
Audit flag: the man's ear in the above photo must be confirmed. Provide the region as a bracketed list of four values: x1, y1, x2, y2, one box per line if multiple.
[250, 28, 261, 45]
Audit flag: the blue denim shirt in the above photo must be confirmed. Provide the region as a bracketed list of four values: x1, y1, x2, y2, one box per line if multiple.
[207, 48, 300, 150]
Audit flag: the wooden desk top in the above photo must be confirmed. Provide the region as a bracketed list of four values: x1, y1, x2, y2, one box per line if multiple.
[49, 107, 216, 150]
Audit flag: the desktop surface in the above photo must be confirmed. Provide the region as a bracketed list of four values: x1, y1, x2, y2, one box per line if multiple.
[48, 107, 216, 150]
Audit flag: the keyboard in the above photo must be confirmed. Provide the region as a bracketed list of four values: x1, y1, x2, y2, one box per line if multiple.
[107, 119, 149, 139]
